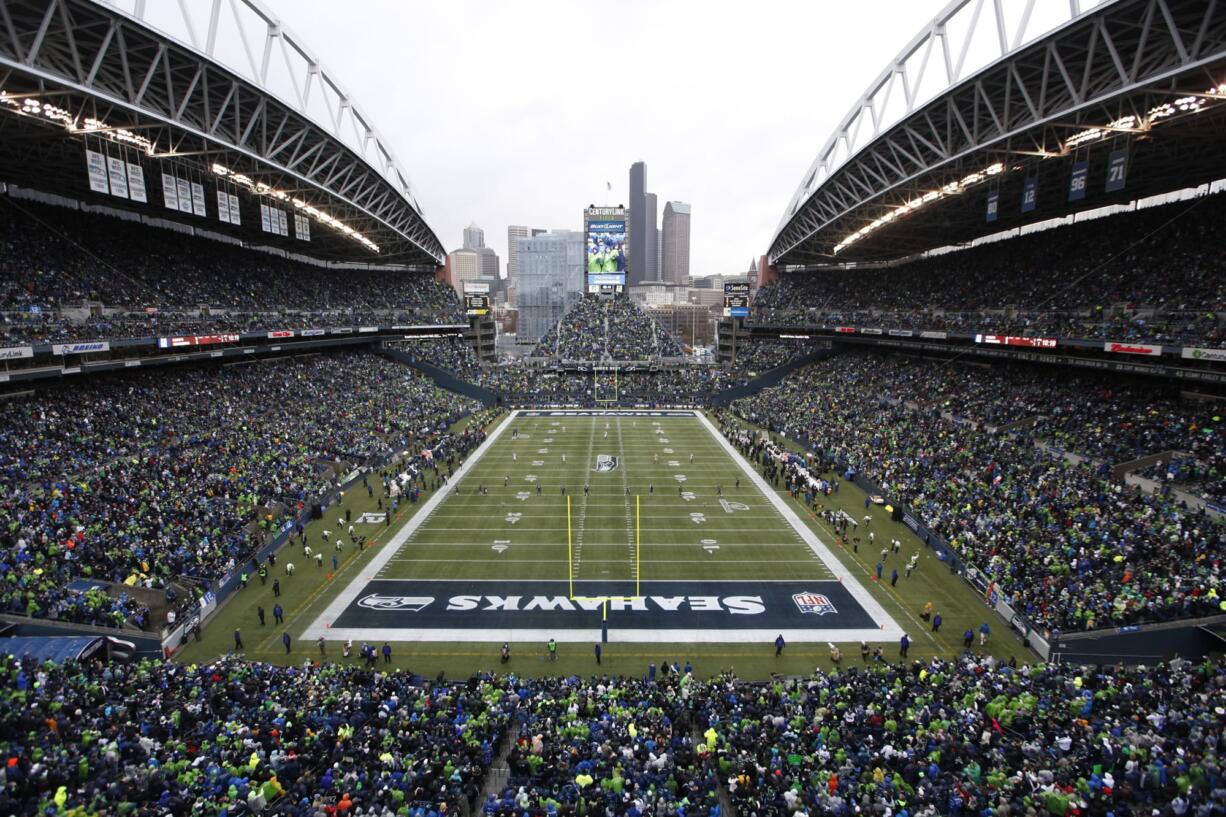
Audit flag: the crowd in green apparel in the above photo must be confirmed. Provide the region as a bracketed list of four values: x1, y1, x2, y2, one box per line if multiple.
[0, 352, 478, 627]
[749, 193, 1226, 348]
[535, 296, 684, 361]
[0, 654, 514, 817]
[728, 352, 1226, 633]
[0, 199, 464, 345]
[1, 652, 1223, 817]
[495, 671, 718, 817]
[700, 654, 1226, 817]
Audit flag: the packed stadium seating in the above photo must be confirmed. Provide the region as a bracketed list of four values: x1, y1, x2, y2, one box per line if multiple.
[751, 194, 1226, 347]
[726, 352, 1226, 633]
[534, 295, 684, 360]
[0, 199, 464, 344]
[2, 652, 1221, 817]
[0, 352, 481, 628]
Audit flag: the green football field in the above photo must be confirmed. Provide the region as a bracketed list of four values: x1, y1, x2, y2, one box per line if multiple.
[303, 409, 898, 645]
[179, 406, 1034, 679]
[382, 412, 836, 585]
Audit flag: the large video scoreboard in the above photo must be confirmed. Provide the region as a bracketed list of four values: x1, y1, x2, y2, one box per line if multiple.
[584, 206, 627, 293]
[724, 282, 750, 318]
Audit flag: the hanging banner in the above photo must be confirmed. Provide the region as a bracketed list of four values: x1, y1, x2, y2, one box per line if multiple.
[1181, 346, 1226, 363]
[985, 190, 999, 222]
[1068, 160, 1088, 202]
[260, 203, 271, 233]
[106, 156, 130, 199]
[1021, 177, 1037, 213]
[217, 189, 231, 224]
[1104, 341, 1160, 356]
[126, 162, 147, 202]
[85, 150, 110, 194]
[0, 345, 33, 360]
[1105, 149, 1128, 192]
[295, 213, 311, 241]
[190, 182, 207, 217]
[52, 341, 110, 355]
[161, 173, 179, 210]
[175, 177, 192, 213]
[228, 193, 241, 225]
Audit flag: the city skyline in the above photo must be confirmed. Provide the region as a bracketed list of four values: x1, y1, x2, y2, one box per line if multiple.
[262, 0, 942, 276]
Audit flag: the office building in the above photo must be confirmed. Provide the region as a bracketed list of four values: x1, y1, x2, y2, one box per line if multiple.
[478, 246, 500, 280]
[446, 248, 482, 295]
[628, 162, 648, 286]
[643, 192, 659, 281]
[462, 222, 485, 250]
[662, 201, 691, 285]
[515, 230, 585, 342]
[506, 225, 546, 306]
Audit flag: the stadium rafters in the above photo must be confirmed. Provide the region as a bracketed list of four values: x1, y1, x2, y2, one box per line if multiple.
[0, 0, 444, 264]
[770, 0, 1226, 266]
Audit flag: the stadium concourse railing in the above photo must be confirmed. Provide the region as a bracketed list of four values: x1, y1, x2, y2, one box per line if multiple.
[160, 407, 479, 655]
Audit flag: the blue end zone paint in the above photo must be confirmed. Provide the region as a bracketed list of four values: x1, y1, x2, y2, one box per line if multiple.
[334, 579, 875, 631]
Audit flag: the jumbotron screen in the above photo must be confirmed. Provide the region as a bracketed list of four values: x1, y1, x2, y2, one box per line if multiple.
[584, 206, 627, 291]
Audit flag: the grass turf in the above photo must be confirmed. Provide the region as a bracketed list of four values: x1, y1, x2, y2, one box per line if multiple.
[178, 408, 1034, 679]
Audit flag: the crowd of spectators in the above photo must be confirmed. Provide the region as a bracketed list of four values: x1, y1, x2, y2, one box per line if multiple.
[729, 340, 811, 373]
[534, 296, 684, 361]
[700, 655, 1226, 817]
[0, 352, 479, 628]
[728, 352, 1226, 633]
[1143, 455, 1226, 508]
[2, 652, 1222, 817]
[0, 654, 513, 817]
[0, 199, 464, 344]
[751, 194, 1226, 347]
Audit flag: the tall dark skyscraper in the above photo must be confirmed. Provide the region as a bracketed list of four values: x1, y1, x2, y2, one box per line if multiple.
[629, 161, 647, 286]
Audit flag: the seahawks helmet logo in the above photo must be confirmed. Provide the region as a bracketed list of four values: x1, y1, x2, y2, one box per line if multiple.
[593, 455, 618, 473]
[357, 594, 434, 611]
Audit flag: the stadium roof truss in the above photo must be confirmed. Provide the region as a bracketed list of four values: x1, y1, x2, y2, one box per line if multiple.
[771, 0, 1226, 265]
[0, 0, 444, 265]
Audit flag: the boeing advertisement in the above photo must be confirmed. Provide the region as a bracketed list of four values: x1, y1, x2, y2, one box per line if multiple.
[584, 206, 627, 291]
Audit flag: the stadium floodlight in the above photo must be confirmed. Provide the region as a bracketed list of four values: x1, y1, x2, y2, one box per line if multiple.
[833, 160, 1008, 254]
[211, 161, 380, 252]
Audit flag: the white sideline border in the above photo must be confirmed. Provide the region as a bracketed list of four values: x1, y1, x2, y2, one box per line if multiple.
[304, 409, 906, 644]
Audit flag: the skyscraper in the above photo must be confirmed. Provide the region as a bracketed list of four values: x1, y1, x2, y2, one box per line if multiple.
[515, 230, 585, 341]
[662, 201, 691, 285]
[462, 222, 485, 250]
[506, 225, 546, 306]
[478, 246, 499, 280]
[643, 192, 659, 282]
[446, 248, 482, 295]
[629, 162, 647, 286]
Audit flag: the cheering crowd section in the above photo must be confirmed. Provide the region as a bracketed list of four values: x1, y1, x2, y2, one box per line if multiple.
[534, 295, 685, 361]
[0, 352, 480, 628]
[751, 194, 1226, 347]
[1, 653, 1222, 817]
[498, 674, 718, 817]
[727, 353, 1226, 633]
[0, 199, 464, 344]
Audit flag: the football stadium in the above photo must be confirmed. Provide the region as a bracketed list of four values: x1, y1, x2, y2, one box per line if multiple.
[1, 0, 1225, 815]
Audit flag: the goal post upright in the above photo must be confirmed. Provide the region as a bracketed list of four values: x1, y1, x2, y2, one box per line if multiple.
[567, 494, 573, 598]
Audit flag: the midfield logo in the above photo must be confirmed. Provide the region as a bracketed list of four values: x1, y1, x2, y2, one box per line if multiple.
[593, 454, 619, 472]
[793, 592, 838, 615]
[357, 595, 434, 611]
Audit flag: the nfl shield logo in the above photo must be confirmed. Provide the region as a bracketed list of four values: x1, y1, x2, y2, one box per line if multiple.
[793, 592, 837, 615]
[593, 455, 618, 473]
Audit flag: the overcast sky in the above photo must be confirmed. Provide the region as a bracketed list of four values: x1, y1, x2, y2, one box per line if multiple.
[261, 0, 944, 276]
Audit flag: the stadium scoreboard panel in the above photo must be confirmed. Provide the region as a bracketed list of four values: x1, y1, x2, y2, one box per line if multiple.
[724, 281, 750, 318]
[464, 294, 490, 316]
[463, 282, 490, 316]
[584, 206, 627, 293]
